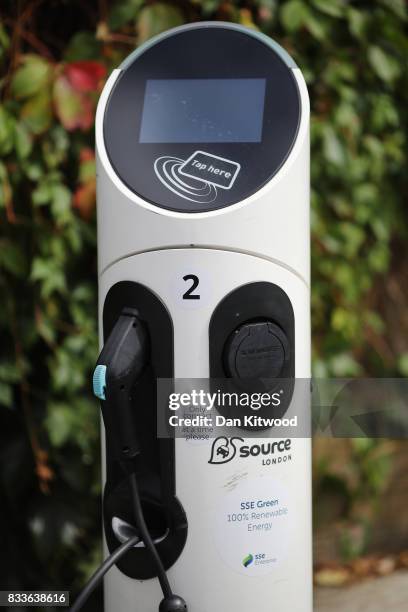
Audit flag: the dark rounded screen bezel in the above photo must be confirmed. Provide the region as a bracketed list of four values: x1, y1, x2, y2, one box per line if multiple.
[103, 25, 301, 213]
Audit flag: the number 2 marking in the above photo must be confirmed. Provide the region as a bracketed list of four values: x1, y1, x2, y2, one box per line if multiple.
[182, 274, 200, 300]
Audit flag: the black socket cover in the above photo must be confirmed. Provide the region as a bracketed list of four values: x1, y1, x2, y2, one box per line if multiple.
[224, 321, 290, 380]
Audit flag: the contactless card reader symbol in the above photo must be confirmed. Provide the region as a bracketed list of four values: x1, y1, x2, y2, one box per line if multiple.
[154, 150, 240, 204]
[179, 151, 240, 190]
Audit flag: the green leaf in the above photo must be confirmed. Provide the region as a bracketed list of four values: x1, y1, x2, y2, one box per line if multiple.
[137, 4, 185, 43]
[398, 354, 408, 377]
[21, 90, 53, 135]
[194, 0, 223, 15]
[79, 157, 95, 183]
[14, 122, 33, 159]
[280, 0, 309, 32]
[51, 184, 72, 226]
[32, 181, 52, 206]
[379, 0, 406, 20]
[0, 106, 15, 155]
[312, 0, 344, 18]
[0, 240, 27, 277]
[370, 93, 399, 129]
[24, 162, 43, 181]
[346, 7, 368, 39]
[371, 217, 390, 242]
[367, 243, 389, 272]
[0, 362, 21, 384]
[50, 348, 85, 391]
[46, 403, 72, 447]
[31, 258, 67, 297]
[338, 223, 365, 257]
[0, 24, 10, 62]
[42, 126, 70, 169]
[0, 164, 12, 209]
[368, 46, 401, 83]
[37, 314, 56, 345]
[322, 125, 346, 166]
[304, 12, 329, 40]
[0, 381, 12, 408]
[330, 353, 363, 376]
[109, 0, 144, 29]
[11, 55, 52, 100]
[0, 23, 10, 50]
[64, 32, 102, 61]
[31, 258, 52, 281]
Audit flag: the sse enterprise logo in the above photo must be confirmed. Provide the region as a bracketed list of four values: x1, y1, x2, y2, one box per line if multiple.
[154, 151, 241, 204]
[242, 554, 254, 568]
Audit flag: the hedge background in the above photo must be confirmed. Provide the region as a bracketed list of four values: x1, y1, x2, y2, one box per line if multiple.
[0, 0, 407, 608]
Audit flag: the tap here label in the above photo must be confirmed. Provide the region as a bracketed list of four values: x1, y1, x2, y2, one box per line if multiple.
[179, 151, 241, 190]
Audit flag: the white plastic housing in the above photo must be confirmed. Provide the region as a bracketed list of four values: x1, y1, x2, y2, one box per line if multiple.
[96, 32, 312, 612]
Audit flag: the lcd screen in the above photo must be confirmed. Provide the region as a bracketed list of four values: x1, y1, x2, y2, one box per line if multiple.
[139, 78, 266, 143]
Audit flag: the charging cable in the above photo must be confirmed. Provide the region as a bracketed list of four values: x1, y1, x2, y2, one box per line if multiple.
[69, 534, 140, 612]
[129, 472, 186, 612]
[69, 472, 186, 612]
[69, 309, 187, 612]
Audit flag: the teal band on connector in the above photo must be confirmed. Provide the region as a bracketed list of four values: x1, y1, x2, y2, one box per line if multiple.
[93, 365, 107, 400]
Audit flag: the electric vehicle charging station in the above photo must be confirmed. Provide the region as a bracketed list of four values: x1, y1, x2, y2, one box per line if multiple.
[94, 21, 312, 612]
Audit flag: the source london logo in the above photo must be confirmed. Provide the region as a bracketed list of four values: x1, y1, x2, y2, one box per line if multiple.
[209, 436, 292, 465]
[242, 554, 254, 568]
[208, 437, 244, 465]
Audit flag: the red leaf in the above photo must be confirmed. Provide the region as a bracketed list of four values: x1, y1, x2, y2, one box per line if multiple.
[65, 61, 106, 92]
[79, 147, 95, 163]
[53, 75, 94, 131]
[73, 179, 96, 220]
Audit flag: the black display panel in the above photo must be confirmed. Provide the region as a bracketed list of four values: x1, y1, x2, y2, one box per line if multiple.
[104, 24, 301, 213]
[139, 78, 266, 143]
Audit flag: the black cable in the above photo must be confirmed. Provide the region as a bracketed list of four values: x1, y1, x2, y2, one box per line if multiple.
[68, 473, 187, 612]
[128, 471, 173, 599]
[88, 311, 187, 611]
[68, 534, 140, 612]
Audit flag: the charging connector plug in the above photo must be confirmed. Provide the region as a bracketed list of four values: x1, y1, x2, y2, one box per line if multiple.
[93, 308, 149, 462]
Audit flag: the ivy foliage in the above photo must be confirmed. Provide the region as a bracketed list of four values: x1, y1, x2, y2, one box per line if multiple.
[0, 0, 406, 603]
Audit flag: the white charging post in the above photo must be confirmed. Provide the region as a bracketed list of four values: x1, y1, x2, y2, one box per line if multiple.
[96, 22, 311, 612]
